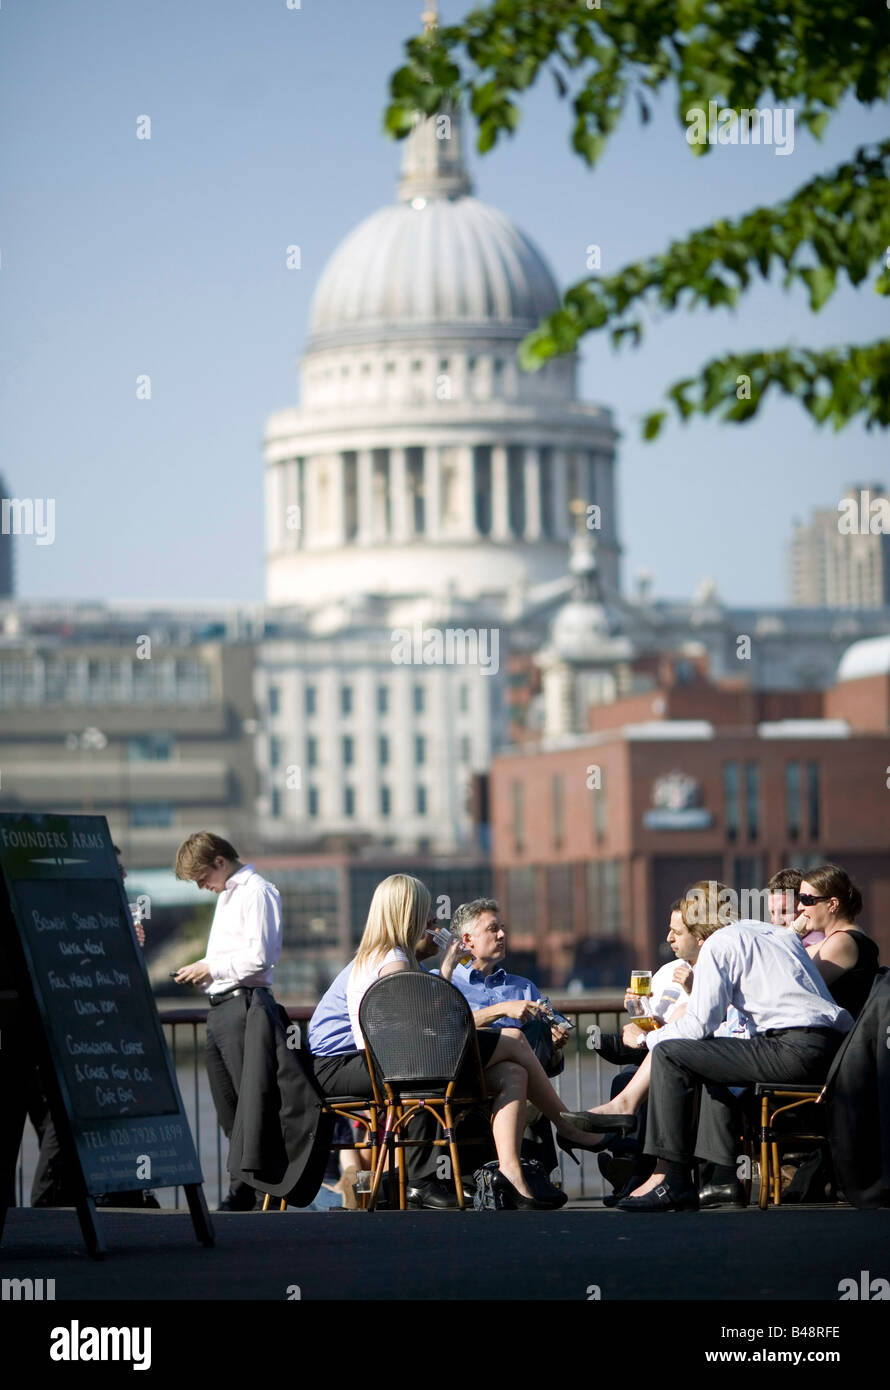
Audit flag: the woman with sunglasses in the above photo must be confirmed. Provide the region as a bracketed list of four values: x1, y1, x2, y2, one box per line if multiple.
[796, 865, 879, 1018]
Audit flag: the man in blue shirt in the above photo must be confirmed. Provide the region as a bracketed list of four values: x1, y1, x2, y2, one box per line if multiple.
[443, 898, 569, 1176]
[445, 898, 569, 1069]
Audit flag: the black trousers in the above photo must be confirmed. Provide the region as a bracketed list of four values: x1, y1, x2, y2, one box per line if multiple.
[645, 1028, 844, 1167]
[205, 991, 261, 1204]
[311, 1050, 442, 1185]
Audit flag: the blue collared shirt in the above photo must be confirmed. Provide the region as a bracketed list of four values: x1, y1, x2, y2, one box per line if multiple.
[447, 961, 541, 1027]
[307, 963, 354, 1056]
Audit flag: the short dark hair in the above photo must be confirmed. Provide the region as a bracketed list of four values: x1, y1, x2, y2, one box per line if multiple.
[452, 898, 501, 936]
[767, 867, 803, 895]
[669, 898, 684, 915]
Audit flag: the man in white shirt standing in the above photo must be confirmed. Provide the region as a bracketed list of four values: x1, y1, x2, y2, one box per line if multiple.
[174, 832, 283, 1212]
[606, 915, 853, 1212]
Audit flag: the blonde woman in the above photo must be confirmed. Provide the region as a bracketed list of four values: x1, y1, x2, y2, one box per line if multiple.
[311, 873, 613, 1208]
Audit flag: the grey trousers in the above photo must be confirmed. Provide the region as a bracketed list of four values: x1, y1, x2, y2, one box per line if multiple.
[644, 1028, 843, 1167]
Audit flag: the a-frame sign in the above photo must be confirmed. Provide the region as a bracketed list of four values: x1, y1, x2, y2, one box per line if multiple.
[0, 812, 213, 1256]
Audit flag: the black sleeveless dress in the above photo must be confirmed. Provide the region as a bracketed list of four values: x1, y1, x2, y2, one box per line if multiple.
[818, 929, 880, 1018]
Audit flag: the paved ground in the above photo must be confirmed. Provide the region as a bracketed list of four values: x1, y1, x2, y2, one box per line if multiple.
[1, 1202, 887, 1302]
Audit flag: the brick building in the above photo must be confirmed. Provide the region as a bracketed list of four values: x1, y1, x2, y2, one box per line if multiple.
[490, 635, 890, 988]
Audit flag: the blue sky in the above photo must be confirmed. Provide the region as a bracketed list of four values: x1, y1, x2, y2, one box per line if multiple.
[2, 0, 887, 607]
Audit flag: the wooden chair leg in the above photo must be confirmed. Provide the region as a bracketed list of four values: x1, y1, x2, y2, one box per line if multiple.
[396, 1105, 407, 1211]
[262, 1193, 271, 1212]
[368, 1107, 394, 1212]
[443, 1099, 465, 1211]
[771, 1140, 782, 1206]
[759, 1097, 770, 1210]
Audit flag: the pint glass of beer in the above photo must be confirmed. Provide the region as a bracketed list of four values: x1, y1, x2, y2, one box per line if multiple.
[626, 970, 659, 1031]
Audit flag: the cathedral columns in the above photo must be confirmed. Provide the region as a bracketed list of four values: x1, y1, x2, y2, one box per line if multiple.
[424, 444, 442, 539]
[523, 446, 541, 540]
[357, 448, 374, 544]
[491, 443, 510, 540]
[390, 446, 409, 541]
[551, 447, 570, 539]
[458, 443, 477, 538]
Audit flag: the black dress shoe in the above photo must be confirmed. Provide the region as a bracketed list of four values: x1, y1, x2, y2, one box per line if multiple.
[217, 1194, 258, 1212]
[698, 1180, 747, 1209]
[617, 1181, 699, 1212]
[411, 1180, 462, 1210]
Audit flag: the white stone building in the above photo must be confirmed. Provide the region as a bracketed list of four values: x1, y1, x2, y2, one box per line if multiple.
[256, 104, 620, 852]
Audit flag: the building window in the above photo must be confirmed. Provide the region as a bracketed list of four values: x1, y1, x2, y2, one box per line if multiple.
[308, 786, 319, 818]
[459, 684, 469, 714]
[415, 735, 426, 766]
[585, 860, 622, 937]
[342, 735, 354, 766]
[344, 786, 355, 817]
[745, 762, 760, 841]
[413, 684, 425, 714]
[379, 735, 390, 766]
[460, 735, 471, 764]
[377, 684, 389, 715]
[724, 762, 740, 842]
[304, 685, 316, 716]
[380, 786, 391, 818]
[505, 866, 537, 936]
[341, 685, 353, 716]
[590, 782, 607, 841]
[511, 780, 524, 852]
[306, 736, 317, 768]
[269, 736, 282, 769]
[416, 786, 427, 816]
[546, 865, 573, 933]
[786, 762, 801, 840]
[128, 734, 172, 761]
[807, 762, 820, 839]
[270, 787, 282, 819]
[130, 804, 173, 829]
[552, 774, 564, 849]
[268, 686, 280, 716]
[474, 445, 492, 536]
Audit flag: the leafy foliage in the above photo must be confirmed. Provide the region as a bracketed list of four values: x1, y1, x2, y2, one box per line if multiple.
[385, 2, 890, 435]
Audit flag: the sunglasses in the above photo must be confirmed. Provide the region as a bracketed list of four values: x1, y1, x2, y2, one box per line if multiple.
[797, 893, 829, 907]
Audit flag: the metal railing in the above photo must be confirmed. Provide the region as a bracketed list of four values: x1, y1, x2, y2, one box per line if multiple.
[17, 998, 630, 1208]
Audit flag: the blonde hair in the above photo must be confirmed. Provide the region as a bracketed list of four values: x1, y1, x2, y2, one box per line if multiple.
[354, 874, 431, 973]
[681, 880, 737, 941]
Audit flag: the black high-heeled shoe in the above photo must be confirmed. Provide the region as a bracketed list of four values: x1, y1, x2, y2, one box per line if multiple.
[556, 1129, 622, 1164]
[498, 1167, 567, 1210]
[560, 1110, 637, 1134]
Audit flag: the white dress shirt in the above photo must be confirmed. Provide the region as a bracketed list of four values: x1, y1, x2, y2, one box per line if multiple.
[346, 947, 407, 1050]
[646, 919, 853, 1050]
[204, 862, 282, 995]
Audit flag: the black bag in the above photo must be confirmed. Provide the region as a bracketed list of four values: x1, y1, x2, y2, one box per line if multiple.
[473, 1161, 512, 1210]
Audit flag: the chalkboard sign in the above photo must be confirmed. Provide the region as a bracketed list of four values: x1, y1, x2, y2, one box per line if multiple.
[0, 812, 209, 1247]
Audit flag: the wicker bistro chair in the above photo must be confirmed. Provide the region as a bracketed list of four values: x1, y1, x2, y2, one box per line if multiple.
[358, 971, 490, 1212]
[754, 1083, 829, 1209]
[753, 972, 890, 1209]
